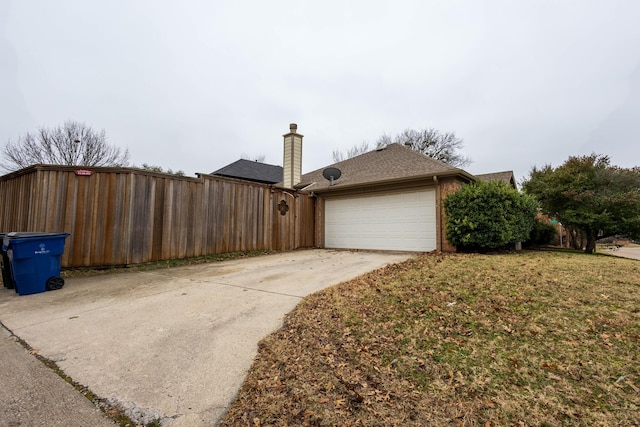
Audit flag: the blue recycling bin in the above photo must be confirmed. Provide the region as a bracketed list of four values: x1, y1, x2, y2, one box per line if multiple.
[2, 232, 70, 296]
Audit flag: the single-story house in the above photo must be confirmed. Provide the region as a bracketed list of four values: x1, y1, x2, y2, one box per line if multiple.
[211, 159, 283, 184]
[273, 124, 478, 252]
[210, 123, 514, 253]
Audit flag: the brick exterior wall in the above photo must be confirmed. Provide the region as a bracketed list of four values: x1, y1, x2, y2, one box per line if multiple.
[438, 177, 465, 252]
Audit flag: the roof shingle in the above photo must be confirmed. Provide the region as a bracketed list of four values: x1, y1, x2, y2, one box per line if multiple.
[475, 171, 516, 188]
[212, 159, 283, 184]
[295, 143, 473, 192]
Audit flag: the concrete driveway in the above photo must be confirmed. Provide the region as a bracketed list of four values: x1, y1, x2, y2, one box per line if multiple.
[0, 249, 413, 426]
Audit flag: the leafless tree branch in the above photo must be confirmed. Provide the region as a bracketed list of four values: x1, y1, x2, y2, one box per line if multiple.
[332, 141, 371, 163]
[1, 120, 129, 172]
[376, 127, 471, 168]
[241, 153, 267, 163]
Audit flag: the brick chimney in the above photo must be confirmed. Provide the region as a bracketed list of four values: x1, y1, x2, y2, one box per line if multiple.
[283, 123, 303, 188]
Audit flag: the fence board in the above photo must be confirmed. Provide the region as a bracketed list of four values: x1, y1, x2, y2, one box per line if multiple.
[0, 166, 315, 267]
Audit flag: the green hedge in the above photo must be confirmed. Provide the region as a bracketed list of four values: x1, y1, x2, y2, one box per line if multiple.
[444, 181, 538, 251]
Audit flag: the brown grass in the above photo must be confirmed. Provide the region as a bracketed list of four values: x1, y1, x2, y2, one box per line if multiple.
[220, 251, 640, 426]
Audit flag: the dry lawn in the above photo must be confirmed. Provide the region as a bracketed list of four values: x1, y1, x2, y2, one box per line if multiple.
[220, 251, 640, 426]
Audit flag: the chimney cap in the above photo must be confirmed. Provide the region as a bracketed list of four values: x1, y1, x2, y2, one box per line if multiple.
[289, 123, 297, 132]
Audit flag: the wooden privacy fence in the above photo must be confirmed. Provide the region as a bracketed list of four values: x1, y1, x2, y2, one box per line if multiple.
[0, 165, 315, 267]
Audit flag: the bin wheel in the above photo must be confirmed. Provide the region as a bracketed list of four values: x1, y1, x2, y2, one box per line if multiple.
[46, 276, 65, 291]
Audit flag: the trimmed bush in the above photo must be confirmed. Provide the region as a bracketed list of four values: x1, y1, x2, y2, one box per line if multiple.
[444, 180, 538, 251]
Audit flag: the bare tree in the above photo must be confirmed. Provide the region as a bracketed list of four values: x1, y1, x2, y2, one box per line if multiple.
[2, 120, 129, 172]
[332, 141, 371, 163]
[377, 128, 471, 167]
[241, 153, 267, 163]
[139, 163, 185, 176]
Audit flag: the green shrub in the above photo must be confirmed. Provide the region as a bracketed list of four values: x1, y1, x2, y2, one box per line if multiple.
[444, 180, 538, 251]
[524, 218, 557, 247]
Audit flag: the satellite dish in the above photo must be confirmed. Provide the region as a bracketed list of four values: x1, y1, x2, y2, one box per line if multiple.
[322, 167, 342, 186]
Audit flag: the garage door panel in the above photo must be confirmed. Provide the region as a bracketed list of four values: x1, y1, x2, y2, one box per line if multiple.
[324, 189, 436, 251]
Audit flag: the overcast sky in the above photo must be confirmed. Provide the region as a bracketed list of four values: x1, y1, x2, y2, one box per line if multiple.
[2, 1, 639, 182]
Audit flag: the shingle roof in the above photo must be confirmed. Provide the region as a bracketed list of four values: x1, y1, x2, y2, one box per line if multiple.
[212, 159, 283, 184]
[294, 143, 474, 192]
[475, 171, 516, 188]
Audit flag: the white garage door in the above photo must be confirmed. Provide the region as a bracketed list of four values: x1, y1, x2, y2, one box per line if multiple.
[324, 189, 436, 251]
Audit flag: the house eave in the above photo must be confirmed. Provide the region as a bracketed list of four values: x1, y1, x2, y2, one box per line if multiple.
[296, 169, 476, 194]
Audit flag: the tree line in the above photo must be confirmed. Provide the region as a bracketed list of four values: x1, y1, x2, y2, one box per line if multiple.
[522, 155, 640, 253]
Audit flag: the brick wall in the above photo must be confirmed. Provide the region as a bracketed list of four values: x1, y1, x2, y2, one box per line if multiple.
[438, 177, 465, 252]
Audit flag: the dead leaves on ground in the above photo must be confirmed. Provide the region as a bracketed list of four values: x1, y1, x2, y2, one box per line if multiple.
[221, 251, 640, 426]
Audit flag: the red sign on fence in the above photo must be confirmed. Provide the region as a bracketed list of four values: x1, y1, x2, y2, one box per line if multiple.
[74, 169, 92, 176]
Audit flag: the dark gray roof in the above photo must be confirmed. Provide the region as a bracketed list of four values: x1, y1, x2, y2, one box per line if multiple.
[294, 143, 474, 192]
[475, 171, 516, 188]
[212, 159, 283, 184]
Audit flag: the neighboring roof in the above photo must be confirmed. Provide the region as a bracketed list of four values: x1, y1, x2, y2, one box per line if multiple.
[294, 143, 475, 192]
[211, 159, 283, 184]
[475, 171, 516, 188]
